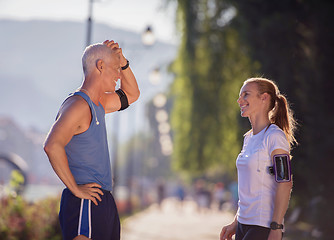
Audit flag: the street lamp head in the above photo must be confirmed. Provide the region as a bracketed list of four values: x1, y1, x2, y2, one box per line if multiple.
[142, 25, 156, 46]
[153, 93, 167, 108]
[155, 109, 168, 123]
[149, 67, 161, 85]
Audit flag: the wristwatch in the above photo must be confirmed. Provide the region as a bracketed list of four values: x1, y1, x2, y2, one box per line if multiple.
[270, 221, 284, 230]
[121, 59, 129, 70]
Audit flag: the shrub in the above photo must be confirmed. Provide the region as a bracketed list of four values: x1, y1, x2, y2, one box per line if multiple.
[0, 194, 62, 240]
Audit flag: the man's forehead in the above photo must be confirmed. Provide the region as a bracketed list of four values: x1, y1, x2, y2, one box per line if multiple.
[103, 48, 119, 65]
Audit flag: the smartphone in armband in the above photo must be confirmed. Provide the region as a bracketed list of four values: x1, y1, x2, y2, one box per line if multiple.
[272, 154, 292, 183]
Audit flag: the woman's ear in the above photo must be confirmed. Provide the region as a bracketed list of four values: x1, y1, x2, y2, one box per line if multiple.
[96, 59, 105, 73]
[261, 92, 269, 102]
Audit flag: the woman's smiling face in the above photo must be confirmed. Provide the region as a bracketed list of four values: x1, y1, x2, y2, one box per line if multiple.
[237, 82, 263, 118]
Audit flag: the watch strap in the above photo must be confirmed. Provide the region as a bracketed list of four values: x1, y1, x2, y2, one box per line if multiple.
[270, 221, 284, 230]
[121, 59, 129, 70]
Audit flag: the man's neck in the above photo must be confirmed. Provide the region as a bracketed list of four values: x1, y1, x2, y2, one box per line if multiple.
[80, 82, 101, 105]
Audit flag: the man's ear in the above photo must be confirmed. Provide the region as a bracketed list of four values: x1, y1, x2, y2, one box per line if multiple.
[96, 59, 105, 73]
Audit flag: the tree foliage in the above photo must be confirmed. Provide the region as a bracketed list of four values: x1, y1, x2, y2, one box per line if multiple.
[171, 0, 255, 176]
[171, 0, 334, 237]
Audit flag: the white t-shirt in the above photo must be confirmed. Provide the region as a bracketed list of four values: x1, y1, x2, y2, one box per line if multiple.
[236, 124, 290, 228]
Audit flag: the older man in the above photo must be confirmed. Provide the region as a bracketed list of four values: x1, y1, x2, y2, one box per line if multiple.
[44, 40, 140, 240]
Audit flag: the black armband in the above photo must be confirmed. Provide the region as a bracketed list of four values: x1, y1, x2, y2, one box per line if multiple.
[115, 89, 129, 111]
[268, 154, 292, 183]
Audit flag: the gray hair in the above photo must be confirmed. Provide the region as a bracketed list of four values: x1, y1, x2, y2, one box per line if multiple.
[82, 43, 113, 76]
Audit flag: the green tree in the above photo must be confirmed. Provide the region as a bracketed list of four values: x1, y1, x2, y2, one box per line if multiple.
[171, 0, 255, 176]
[171, 0, 334, 237]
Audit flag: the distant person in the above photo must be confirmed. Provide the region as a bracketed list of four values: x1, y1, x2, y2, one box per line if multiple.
[195, 179, 212, 213]
[214, 182, 226, 211]
[220, 78, 297, 240]
[156, 178, 165, 209]
[176, 182, 186, 202]
[175, 181, 186, 210]
[44, 40, 140, 240]
[228, 181, 238, 211]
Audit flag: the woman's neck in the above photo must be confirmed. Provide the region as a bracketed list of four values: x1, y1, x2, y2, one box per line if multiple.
[249, 114, 271, 135]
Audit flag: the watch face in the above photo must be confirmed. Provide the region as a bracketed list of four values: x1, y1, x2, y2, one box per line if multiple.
[270, 222, 283, 229]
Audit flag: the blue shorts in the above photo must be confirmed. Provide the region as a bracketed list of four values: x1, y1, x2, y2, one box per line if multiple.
[59, 188, 120, 240]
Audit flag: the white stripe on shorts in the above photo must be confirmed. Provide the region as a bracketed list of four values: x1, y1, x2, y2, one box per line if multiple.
[88, 199, 91, 238]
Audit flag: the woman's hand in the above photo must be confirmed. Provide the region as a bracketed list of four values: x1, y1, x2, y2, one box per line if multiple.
[268, 229, 283, 240]
[220, 220, 237, 240]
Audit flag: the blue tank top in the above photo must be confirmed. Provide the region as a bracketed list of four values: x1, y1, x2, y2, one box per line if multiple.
[63, 91, 112, 191]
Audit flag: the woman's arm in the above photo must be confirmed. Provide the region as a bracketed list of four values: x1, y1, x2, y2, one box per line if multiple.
[268, 148, 293, 240]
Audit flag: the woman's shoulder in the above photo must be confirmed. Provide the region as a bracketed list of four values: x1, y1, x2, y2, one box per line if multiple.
[265, 124, 290, 151]
[266, 124, 285, 136]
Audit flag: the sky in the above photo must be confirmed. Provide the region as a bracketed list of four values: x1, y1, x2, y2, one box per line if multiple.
[0, 0, 178, 137]
[0, 0, 178, 43]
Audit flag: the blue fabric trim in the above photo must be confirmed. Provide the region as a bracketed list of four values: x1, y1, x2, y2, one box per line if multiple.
[80, 199, 90, 237]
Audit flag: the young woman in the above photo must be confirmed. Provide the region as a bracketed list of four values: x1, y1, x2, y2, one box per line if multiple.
[220, 78, 297, 240]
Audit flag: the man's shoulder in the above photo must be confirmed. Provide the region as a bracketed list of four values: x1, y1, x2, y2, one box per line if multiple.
[59, 95, 90, 118]
[62, 94, 88, 109]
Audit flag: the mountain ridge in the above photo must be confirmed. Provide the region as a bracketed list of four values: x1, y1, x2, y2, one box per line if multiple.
[0, 19, 176, 132]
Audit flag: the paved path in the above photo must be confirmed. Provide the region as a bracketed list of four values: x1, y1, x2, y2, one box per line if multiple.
[121, 198, 235, 240]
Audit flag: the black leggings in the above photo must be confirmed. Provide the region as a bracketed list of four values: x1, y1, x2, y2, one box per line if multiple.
[235, 222, 272, 240]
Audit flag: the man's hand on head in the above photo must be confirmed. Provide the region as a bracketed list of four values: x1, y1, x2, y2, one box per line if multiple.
[103, 40, 127, 66]
[103, 40, 119, 49]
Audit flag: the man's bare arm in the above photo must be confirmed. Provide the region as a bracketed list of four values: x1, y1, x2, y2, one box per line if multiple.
[43, 97, 103, 205]
[103, 40, 140, 113]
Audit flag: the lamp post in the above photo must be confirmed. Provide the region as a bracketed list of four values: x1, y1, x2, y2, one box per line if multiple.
[86, 0, 94, 46]
[117, 26, 156, 214]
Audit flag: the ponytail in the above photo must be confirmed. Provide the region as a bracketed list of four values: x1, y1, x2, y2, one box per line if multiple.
[270, 94, 298, 146]
[244, 77, 298, 147]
